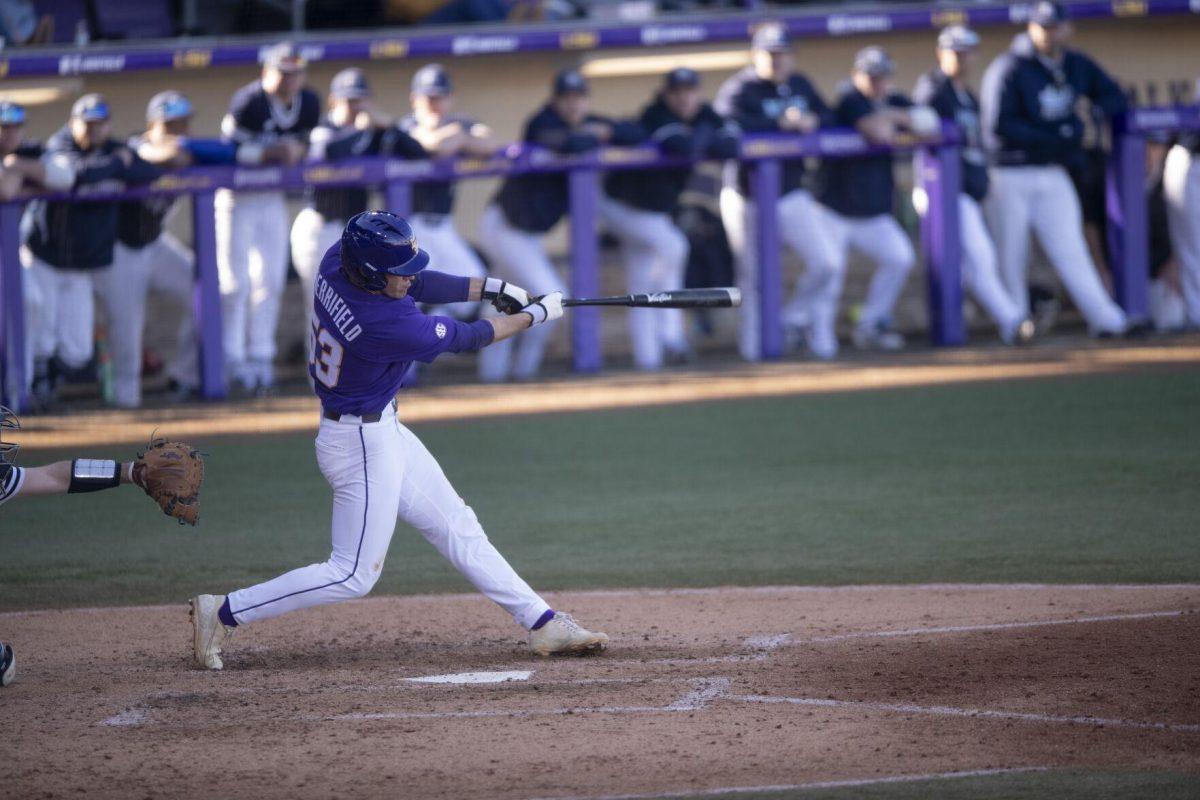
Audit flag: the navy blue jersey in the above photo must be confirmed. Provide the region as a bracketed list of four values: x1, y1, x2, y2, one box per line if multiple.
[310, 248, 494, 416]
[605, 98, 738, 213]
[117, 136, 241, 249]
[306, 118, 425, 223]
[222, 80, 321, 148]
[814, 83, 912, 218]
[26, 127, 160, 269]
[494, 105, 643, 233]
[713, 66, 830, 195]
[980, 34, 1126, 168]
[913, 68, 989, 202]
[397, 113, 476, 216]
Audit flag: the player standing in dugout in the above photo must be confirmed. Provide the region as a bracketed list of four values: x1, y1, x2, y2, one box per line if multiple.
[217, 41, 317, 396]
[980, 1, 1133, 337]
[25, 94, 160, 408]
[807, 47, 928, 354]
[603, 67, 739, 370]
[713, 23, 834, 361]
[477, 68, 642, 382]
[913, 26, 1035, 345]
[0, 101, 76, 406]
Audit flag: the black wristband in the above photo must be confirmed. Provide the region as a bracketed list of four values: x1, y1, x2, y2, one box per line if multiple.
[68, 459, 122, 494]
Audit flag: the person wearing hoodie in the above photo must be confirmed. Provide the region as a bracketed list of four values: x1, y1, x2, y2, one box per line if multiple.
[979, 1, 1130, 336]
[603, 67, 738, 370]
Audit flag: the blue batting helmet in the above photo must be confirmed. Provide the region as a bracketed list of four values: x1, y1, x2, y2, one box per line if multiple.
[340, 211, 430, 292]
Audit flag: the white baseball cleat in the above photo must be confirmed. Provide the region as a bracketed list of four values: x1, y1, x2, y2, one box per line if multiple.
[190, 594, 229, 670]
[529, 613, 610, 656]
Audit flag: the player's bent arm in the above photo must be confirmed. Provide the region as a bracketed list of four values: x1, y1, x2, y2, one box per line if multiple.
[486, 291, 564, 344]
[487, 311, 534, 343]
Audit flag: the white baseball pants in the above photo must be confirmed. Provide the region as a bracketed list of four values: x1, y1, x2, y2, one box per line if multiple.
[8, 247, 40, 398]
[600, 198, 689, 370]
[958, 194, 1025, 338]
[93, 235, 197, 407]
[409, 212, 506, 381]
[985, 165, 1126, 334]
[216, 189, 291, 385]
[27, 255, 100, 371]
[719, 187, 851, 360]
[475, 204, 564, 382]
[1163, 144, 1200, 326]
[226, 411, 552, 630]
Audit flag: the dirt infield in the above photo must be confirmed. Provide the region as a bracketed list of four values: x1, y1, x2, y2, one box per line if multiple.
[4, 585, 1198, 798]
[13, 339, 1200, 450]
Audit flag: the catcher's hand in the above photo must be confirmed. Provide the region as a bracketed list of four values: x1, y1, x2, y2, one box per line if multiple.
[132, 438, 204, 526]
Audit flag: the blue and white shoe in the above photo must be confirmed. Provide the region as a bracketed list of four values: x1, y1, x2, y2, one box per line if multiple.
[1, 641, 15, 687]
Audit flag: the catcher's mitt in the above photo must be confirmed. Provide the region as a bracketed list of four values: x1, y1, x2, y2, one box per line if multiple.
[133, 438, 204, 526]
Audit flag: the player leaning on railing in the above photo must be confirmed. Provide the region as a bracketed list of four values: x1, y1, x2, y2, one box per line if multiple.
[0, 406, 205, 687]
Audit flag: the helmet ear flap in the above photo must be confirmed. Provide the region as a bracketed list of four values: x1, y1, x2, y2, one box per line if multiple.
[339, 241, 387, 292]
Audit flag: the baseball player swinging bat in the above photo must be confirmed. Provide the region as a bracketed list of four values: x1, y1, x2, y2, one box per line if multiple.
[561, 287, 742, 309]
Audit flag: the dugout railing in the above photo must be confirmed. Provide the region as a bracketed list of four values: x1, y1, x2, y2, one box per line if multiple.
[0, 113, 1179, 412]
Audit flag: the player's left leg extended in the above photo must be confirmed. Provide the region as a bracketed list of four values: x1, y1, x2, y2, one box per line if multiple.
[1030, 168, 1126, 335]
[850, 214, 915, 347]
[958, 194, 1026, 342]
[1163, 145, 1200, 326]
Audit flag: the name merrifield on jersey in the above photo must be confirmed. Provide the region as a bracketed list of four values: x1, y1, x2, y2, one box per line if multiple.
[314, 272, 363, 342]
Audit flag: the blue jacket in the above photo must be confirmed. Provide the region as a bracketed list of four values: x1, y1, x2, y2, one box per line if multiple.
[981, 34, 1126, 168]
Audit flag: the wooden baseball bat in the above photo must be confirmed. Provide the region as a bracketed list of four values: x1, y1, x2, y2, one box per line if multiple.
[561, 288, 741, 309]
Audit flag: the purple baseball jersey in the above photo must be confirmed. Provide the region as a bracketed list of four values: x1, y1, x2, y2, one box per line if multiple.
[310, 245, 494, 415]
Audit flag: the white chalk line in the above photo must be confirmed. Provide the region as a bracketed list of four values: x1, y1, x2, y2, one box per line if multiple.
[7, 583, 1200, 617]
[525, 767, 1051, 800]
[99, 677, 726, 728]
[730, 694, 1200, 734]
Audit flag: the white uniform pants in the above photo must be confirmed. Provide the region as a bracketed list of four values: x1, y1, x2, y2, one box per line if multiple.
[719, 188, 855, 360]
[9, 247, 40, 398]
[985, 165, 1126, 334]
[28, 256, 101, 371]
[1163, 145, 1200, 326]
[216, 189, 291, 384]
[226, 412, 551, 630]
[92, 235, 197, 407]
[409, 212, 505, 381]
[475, 204, 564, 382]
[958, 194, 1025, 337]
[600, 198, 689, 369]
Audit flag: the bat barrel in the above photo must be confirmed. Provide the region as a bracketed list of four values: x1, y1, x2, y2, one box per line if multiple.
[561, 288, 741, 308]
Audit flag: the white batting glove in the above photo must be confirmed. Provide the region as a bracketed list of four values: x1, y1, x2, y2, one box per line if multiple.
[523, 292, 564, 326]
[482, 277, 531, 315]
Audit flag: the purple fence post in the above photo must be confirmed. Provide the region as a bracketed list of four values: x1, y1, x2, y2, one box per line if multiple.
[1106, 128, 1149, 319]
[917, 144, 965, 346]
[0, 202, 26, 410]
[749, 158, 783, 360]
[568, 166, 602, 373]
[191, 191, 226, 400]
[384, 180, 412, 217]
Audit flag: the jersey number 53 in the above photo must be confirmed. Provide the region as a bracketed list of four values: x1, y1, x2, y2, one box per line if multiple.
[309, 322, 344, 388]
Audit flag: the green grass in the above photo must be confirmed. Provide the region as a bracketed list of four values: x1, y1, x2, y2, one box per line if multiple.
[651, 769, 1200, 799]
[2, 368, 1199, 609]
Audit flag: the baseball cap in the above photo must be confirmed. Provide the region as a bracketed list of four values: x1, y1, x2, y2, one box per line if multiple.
[71, 93, 110, 121]
[1029, 1, 1067, 26]
[853, 46, 896, 77]
[937, 25, 980, 52]
[553, 68, 589, 96]
[411, 64, 453, 97]
[146, 91, 193, 122]
[331, 68, 371, 100]
[664, 67, 700, 90]
[751, 23, 790, 53]
[263, 41, 306, 72]
[0, 101, 26, 126]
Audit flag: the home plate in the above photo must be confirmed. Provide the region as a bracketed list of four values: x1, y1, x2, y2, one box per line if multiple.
[404, 670, 534, 685]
